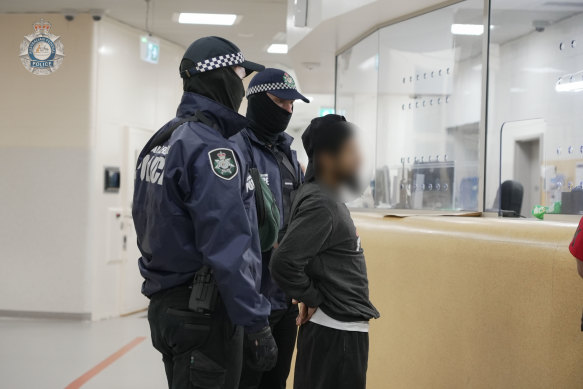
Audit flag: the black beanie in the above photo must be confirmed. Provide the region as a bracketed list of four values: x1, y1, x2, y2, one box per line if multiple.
[302, 114, 355, 181]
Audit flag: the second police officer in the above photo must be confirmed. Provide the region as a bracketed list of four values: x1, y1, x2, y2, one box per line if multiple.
[232, 68, 309, 389]
[132, 37, 278, 389]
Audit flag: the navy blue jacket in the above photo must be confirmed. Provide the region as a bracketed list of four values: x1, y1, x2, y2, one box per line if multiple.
[231, 129, 303, 310]
[133, 92, 270, 331]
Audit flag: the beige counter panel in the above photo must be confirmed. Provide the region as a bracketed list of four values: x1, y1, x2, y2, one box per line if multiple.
[353, 213, 582, 388]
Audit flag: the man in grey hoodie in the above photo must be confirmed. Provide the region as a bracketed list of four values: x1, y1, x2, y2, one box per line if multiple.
[270, 114, 379, 389]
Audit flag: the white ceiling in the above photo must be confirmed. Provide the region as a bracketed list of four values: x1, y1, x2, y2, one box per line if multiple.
[286, 0, 453, 94]
[7, 0, 580, 95]
[0, 0, 292, 69]
[286, 0, 583, 94]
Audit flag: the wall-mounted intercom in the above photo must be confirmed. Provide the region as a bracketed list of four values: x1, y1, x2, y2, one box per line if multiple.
[104, 166, 121, 193]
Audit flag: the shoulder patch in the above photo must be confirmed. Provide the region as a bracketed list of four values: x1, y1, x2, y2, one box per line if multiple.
[208, 148, 239, 180]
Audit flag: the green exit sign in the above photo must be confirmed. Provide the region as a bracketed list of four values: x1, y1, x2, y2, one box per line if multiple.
[319, 107, 335, 117]
[140, 36, 160, 64]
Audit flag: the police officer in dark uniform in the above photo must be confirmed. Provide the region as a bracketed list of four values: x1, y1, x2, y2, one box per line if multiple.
[132, 36, 277, 389]
[231, 69, 309, 389]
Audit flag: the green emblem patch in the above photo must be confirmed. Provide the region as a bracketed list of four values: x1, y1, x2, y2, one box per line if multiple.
[209, 148, 238, 180]
[283, 72, 295, 88]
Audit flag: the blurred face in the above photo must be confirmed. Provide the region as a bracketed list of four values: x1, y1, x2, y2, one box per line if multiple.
[319, 137, 362, 191]
[267, 92, 294, 113]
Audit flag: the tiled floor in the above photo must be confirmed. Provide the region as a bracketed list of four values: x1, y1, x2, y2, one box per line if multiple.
[0, 313, 167, 389]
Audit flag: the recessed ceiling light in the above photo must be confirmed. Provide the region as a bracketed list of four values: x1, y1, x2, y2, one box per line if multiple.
[267, 44, 288, 54]
[451, 24, 484, 36]
[178, 13, 237, 26]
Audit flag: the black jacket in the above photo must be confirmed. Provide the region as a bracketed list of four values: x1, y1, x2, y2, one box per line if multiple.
[270, 182, 380, 322]
[133, 92, 269, 331]
[231, 128, 303, 310]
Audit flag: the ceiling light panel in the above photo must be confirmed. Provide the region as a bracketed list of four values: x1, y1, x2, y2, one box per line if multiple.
[267, 43, 288, 54]
[451, 24, 484, 36]
[178, 13, 238, 26]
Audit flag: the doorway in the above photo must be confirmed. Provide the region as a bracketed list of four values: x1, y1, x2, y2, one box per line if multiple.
[513, 138, 541, 217]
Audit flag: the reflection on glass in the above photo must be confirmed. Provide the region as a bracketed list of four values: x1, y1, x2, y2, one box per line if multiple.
[373, 0, 483, 211]
[487, 0, 583, 217]
[335, 0, 583, 215]
[335, 32, 380, 208]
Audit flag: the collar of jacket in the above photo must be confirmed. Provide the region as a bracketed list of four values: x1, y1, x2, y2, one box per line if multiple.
[176, 92, 249, 138]
[244, 127, 294, 151]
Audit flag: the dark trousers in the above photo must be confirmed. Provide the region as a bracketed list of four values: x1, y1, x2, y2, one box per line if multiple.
[239, 304, 299, 389]
[294, 321, 369, 389]
[148, 285, 244, 389]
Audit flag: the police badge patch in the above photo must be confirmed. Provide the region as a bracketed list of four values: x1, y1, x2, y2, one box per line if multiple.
[209, 148, 239, 180]
[283, 72, 295, 88]
[19, 19, 65, 75]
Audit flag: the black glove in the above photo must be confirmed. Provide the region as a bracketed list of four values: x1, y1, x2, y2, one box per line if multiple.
[244, 326, 278, 371]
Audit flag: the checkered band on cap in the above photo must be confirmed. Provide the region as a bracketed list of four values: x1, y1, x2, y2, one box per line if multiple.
[246, 82, 295, 97]
[196, 52, 245, 73]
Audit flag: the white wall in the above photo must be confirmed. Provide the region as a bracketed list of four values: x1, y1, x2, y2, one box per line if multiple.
[88, 18, 184, 320]
[0, 14, 94, 317]
[0, 13, 185, 320]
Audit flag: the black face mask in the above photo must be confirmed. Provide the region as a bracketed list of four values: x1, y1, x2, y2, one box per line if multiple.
[181, 62, 245, 112]
[246, 92, 292, 144]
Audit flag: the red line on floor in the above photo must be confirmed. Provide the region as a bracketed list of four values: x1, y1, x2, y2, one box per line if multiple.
[64, 336, 147, 389]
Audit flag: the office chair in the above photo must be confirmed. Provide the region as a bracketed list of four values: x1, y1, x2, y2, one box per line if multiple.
[497, 180, 524, 217]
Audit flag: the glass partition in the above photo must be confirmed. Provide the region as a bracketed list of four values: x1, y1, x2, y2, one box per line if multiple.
[336, 32, 379, 208]
[375, 0, 484, 210]
[486, 1, 583, 218]
[335, 0, 583, 217]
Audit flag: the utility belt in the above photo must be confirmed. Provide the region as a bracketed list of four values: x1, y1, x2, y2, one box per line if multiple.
[188, 265, 219, 315]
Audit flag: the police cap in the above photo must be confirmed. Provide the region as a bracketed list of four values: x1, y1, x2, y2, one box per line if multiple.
[180, 36, 265, 78]
[246, 68, 310, 103]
